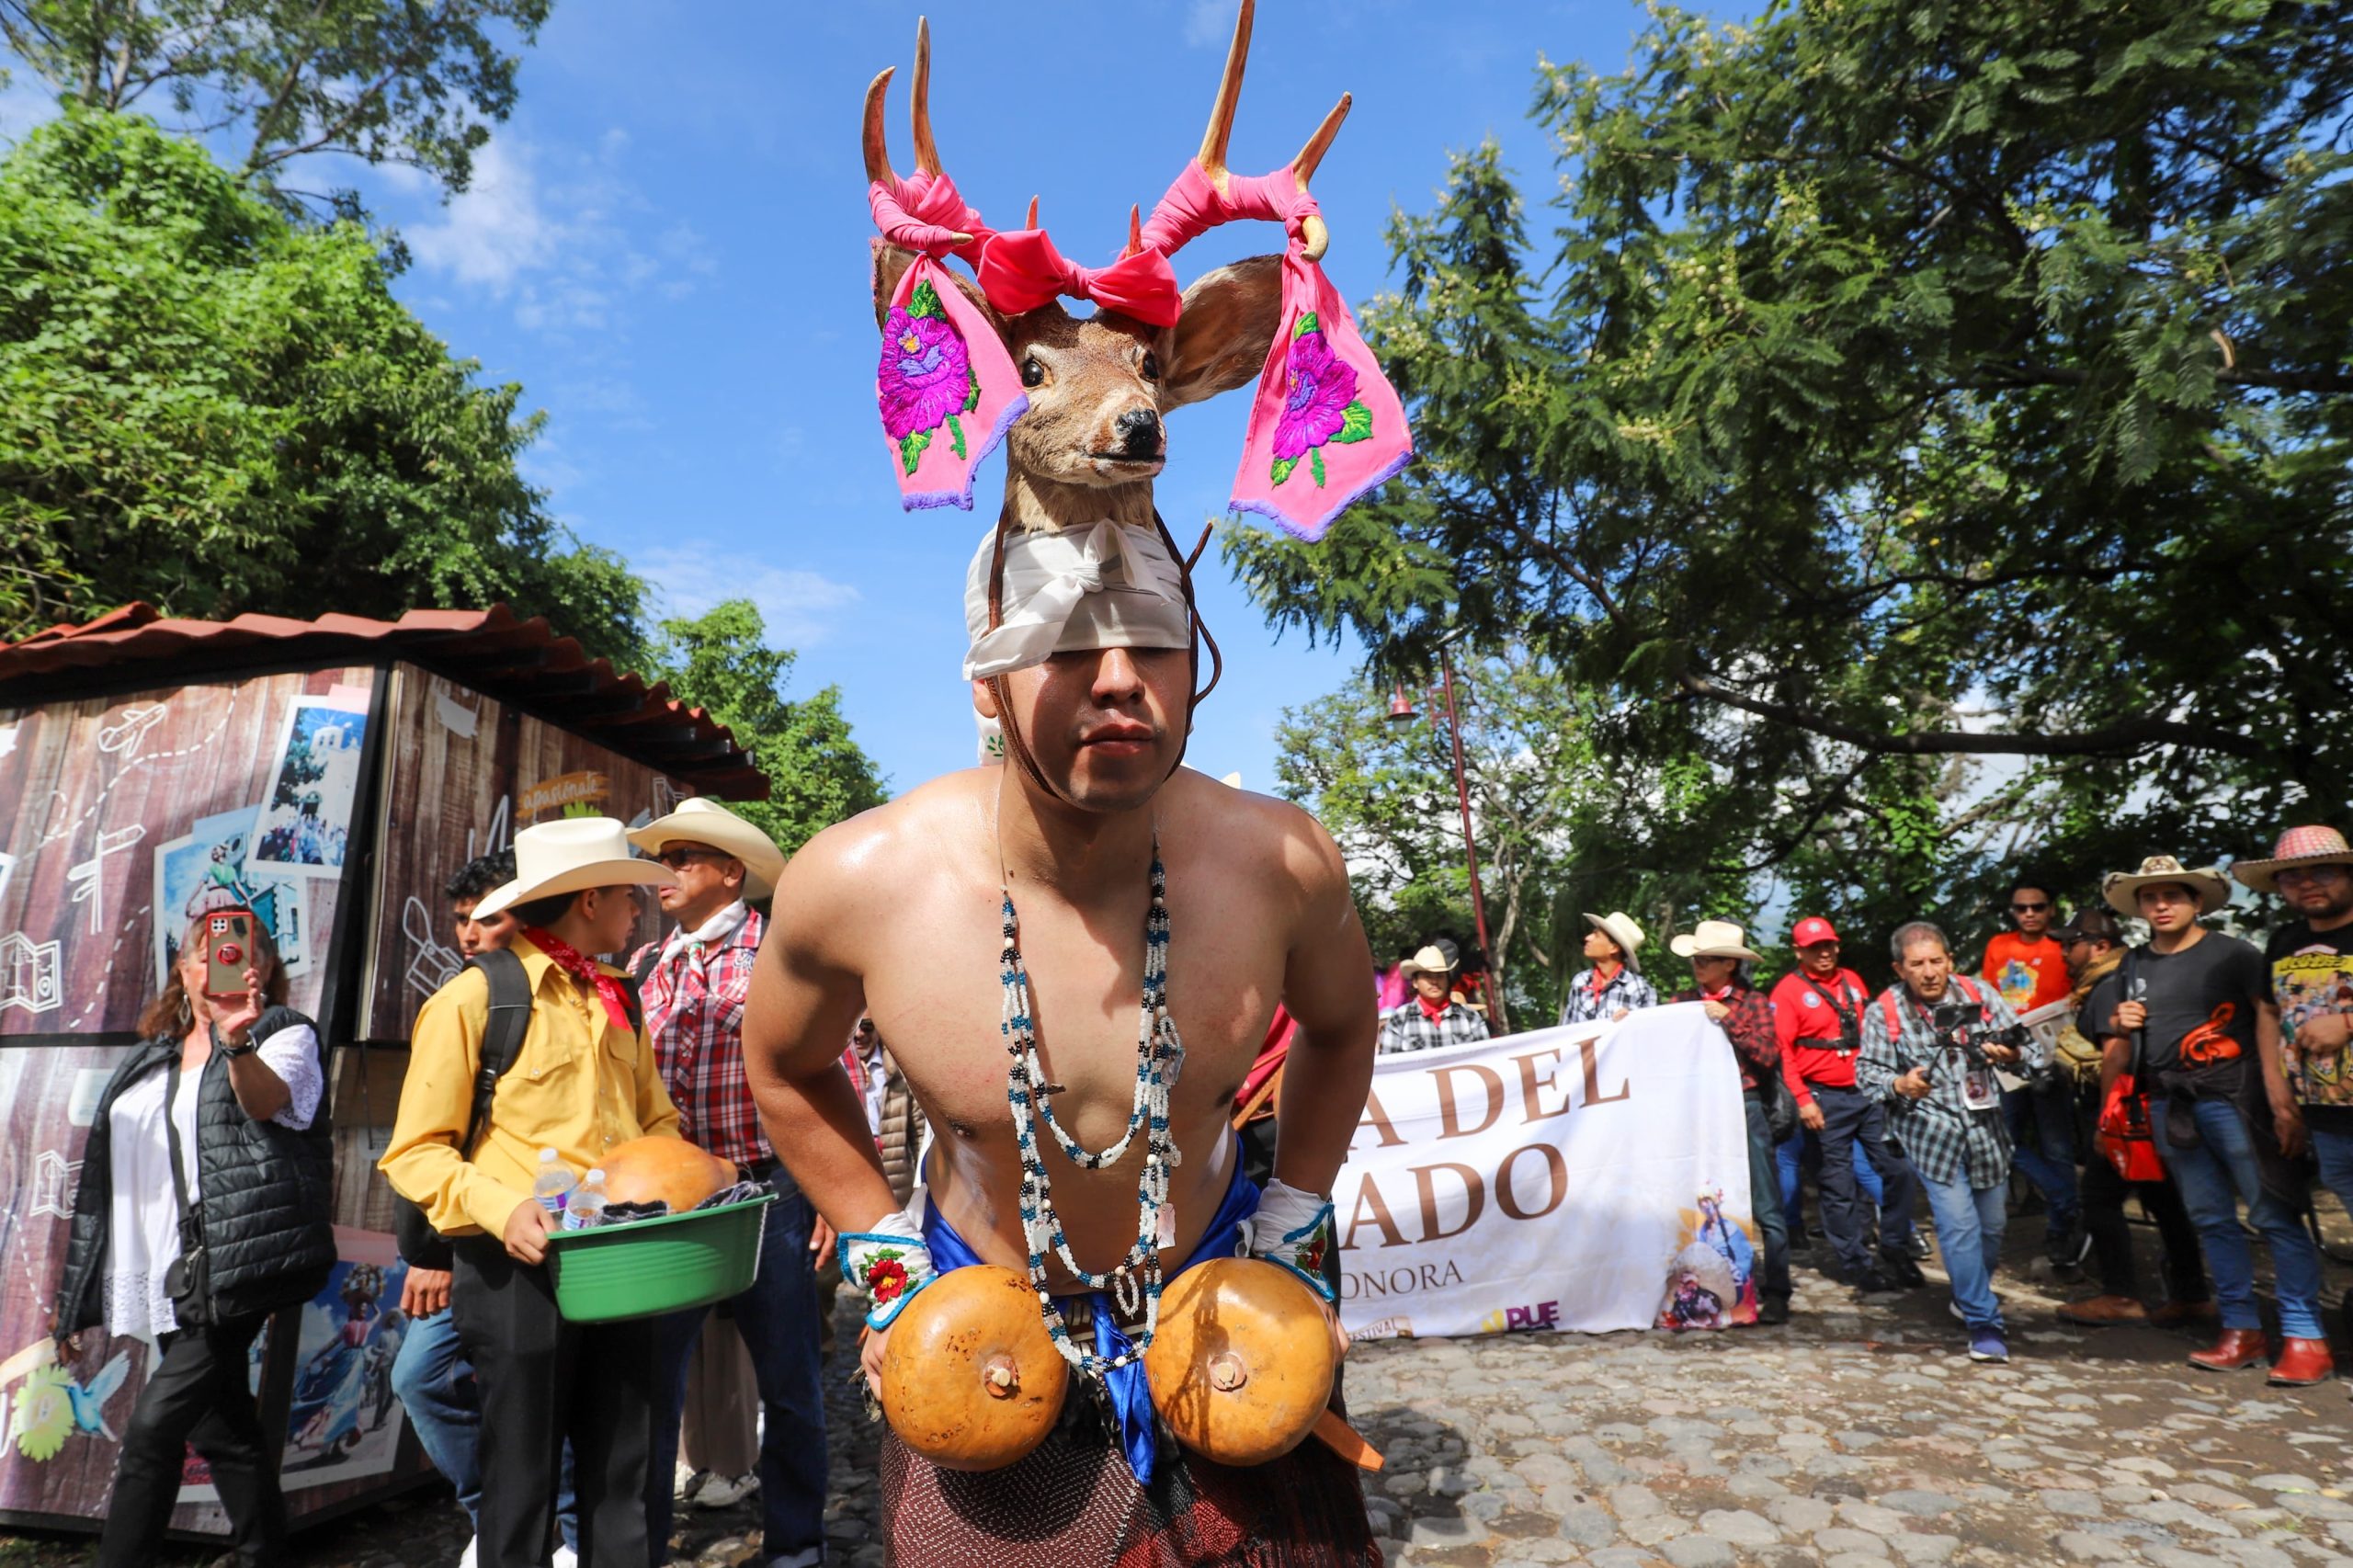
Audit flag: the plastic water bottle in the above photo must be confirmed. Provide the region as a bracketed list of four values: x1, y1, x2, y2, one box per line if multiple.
[563, 1169, 608, 1231]
[531, 1148, 575, 1215]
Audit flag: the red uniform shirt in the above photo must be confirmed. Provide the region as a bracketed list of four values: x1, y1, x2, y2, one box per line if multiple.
[1771, 967, 1871, 1107]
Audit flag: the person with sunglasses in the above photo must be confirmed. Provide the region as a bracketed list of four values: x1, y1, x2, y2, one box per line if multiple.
[623, 799, 830, 1568]
[1979, 878, 2087, 1272]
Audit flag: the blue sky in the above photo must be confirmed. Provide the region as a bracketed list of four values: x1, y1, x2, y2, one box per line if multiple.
[28, 1, 1680, 796]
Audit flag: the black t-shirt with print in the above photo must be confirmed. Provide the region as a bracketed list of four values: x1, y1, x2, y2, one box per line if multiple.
[2268, 920, 2353, 1134]
[2081, 931, 2265, 1099]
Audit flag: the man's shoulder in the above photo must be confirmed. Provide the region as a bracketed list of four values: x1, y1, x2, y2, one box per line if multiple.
[415, 962, 491, 1032]
[1168, 769, 1343, 871]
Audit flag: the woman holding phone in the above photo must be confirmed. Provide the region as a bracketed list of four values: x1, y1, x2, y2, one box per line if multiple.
[53, 912, 335, 1568]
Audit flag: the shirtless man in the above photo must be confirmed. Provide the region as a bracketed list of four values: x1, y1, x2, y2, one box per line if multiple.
[743, 522, 1379, 1562]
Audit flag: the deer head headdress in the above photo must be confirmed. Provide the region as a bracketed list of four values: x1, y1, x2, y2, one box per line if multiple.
[863, 3, 1412, 794]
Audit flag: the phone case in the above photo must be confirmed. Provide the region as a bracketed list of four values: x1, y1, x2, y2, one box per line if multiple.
[203, 909, 256, 996]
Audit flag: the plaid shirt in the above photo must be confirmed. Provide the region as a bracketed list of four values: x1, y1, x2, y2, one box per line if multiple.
[631, 903, 771, 1171]
[1561, 966, 1658, 1026]
[1668, 981, 1779, 1091]
[1858, 977, 2044, 1188]
[1377, 998, 1491, 1055]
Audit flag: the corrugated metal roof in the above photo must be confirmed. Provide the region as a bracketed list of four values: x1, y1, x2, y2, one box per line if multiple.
[0, 603, 769, 798]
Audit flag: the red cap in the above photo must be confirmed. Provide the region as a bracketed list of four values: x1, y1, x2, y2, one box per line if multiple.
[1791, 916, 1840, 948]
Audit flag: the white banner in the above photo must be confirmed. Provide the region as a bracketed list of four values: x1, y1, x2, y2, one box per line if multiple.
[1336, 1004, 1758, 1339]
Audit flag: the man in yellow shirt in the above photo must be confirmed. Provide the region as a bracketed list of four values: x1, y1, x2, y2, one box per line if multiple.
[382, 819, 679, 1568]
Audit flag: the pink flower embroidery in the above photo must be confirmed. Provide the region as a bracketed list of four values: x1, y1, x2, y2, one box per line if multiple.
[1269, 312, 1376, 488]
[1274, 326, 1358, 461]
[877, 306, 972, 441]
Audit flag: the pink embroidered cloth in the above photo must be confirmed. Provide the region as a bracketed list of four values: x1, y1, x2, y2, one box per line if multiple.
[870, 172, 1029, 511]
[1144, 163, 1413, 541]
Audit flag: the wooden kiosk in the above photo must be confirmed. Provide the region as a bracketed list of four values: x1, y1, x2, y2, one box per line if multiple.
[0, 603, 765, 1536]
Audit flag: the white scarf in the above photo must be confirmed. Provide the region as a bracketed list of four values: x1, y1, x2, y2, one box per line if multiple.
[662, 899, 748, 963]
[961, 521, 1191, 681]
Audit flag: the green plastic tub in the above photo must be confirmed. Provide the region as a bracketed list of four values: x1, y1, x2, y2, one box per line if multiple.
[544, 1191, 776, 1323]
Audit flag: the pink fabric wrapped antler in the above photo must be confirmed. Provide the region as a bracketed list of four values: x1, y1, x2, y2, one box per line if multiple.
[1139, 7, 1413, 542]
[864, 41, 1027, 512]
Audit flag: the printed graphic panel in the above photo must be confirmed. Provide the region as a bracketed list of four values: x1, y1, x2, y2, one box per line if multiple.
[0, 670, 377, 1038]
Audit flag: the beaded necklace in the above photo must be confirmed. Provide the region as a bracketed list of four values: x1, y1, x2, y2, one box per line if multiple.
[1000, 831, 1185, 1378]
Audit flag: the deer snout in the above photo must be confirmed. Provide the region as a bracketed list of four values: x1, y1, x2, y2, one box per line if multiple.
[1114, 408, 1165, 460]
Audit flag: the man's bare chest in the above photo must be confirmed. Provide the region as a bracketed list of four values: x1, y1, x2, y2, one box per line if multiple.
[859, 875, 1284, 1146]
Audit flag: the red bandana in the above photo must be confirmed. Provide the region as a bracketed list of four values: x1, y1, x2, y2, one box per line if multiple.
[523, 927, 635, 1036]
[1416, 991, 1451, 1023]
[1586, 962, 1621, 998]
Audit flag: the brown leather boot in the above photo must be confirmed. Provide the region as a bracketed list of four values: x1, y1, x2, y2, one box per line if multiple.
[2188, 1328, 2271, 1371]
[2270, 1338, 2336, 1387]
[2058, 1294, 2148, 1326]
[2149, 1298, 2220, 1327]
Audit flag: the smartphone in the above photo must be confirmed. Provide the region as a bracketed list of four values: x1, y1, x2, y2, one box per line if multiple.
[201, 908, 257, 999]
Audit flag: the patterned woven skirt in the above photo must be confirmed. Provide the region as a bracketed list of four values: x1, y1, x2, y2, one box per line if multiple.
[877, 1391, 1381, 1567]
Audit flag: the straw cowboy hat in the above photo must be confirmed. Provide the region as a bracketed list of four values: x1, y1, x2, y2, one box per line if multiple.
[1397, 945, 1455, 981]
[1669, 920, 1762, 963]
[2102, 854, 2231, 917]
[1582, 911, 1647, 974]
[628, 797, 787, 901]
[2231, 825, 2353, 895]
[474, 817, 676, 920]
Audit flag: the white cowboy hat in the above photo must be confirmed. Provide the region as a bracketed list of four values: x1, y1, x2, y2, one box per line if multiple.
[474, 817, 676, 920]
[1669, 919, 1762, 963]
[2102, 855, 2231, 916]
[2231, 825, 2353, 895]
[627, 797, 786, 901]
[1397, 944, 1454, 981]
[1582, 911, 1647, 974]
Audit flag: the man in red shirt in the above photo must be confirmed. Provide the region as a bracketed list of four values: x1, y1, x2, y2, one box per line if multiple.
[1978, 877, 2086, 1270]
[1773, 916, 1923, 1293]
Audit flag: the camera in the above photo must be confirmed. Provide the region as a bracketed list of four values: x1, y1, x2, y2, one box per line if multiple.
[1927, 1001, 2048, 1089]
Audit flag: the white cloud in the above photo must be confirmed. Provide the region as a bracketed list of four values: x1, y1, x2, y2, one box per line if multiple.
[400, 131, 712, 334]
[405, 138, 555, 287]
[1183, 0, 1237, 48]
[637, 544, 861, 649]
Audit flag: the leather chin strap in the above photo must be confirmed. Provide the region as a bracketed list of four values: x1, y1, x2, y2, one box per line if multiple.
[984, 511, 1222, 812]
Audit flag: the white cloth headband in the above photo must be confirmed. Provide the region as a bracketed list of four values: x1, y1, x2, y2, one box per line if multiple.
[961, 521, 1192, 681]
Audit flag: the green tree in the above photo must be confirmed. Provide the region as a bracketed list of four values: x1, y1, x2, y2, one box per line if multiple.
[650, 598, 887, 858]
[1229, 0, 2353, 918]
[1276, 647, 1744, 1021]
[0, 0, 549, 209]
[0, 110, 643, 662]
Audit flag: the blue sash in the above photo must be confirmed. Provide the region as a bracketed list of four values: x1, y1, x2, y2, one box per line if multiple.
[919, 1141, 1260, 1486]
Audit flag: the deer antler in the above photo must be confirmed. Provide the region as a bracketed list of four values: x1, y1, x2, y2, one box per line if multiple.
[864, 17, 985, 256]
[1190, 0, 1348, 260]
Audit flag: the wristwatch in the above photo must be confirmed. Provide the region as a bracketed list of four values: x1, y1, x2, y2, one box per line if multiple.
[210, 1023, 256, 1059]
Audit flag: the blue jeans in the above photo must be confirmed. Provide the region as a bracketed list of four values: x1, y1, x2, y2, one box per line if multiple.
[2312, 1124, 2353, 1223]
[645, 1177, 827, 1568]
[1920, 1169, 2007, 1331]
[1776, 1132, 1885, 1218]
[2153, 1097, 2325, 1339]
[390, 1304, 578, 1548]
[1743, 1093, 1791, 1303]
[2004, 1079, 2079, 1242]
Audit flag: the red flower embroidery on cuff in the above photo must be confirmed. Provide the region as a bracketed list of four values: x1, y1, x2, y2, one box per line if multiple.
[866, 1255, 909, 1304]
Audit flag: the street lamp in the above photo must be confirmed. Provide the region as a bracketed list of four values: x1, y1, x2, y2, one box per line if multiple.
[1383, 638, 1508, 1033]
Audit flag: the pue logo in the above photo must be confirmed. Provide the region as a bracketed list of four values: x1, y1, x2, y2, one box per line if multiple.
[1479, 1300, 1562, 1334]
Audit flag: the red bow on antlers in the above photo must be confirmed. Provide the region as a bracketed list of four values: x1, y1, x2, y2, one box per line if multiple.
[976, 228, 1183, 328]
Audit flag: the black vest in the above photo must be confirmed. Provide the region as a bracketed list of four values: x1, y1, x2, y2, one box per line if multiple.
[57, 1006, 337, 1333]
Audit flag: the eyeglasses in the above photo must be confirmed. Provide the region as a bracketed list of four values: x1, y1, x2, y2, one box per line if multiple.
[2011, 901, 2051, 912]
[653, 848, 725, 870]
[2277, 866, 2348, 887]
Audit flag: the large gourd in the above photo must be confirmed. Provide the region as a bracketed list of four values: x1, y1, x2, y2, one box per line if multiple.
[1143, 1257, 1334, 1467]
[599, 1136, 733, 1214]
[879, 1265, 1066, 1471]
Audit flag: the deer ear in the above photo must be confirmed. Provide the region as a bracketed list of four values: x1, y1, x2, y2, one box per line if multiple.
[870, 240, 1006, 339]
[1159, 255, 1283, 412]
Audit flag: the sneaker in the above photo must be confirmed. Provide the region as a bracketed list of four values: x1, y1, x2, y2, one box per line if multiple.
[2046, 1227, 2093, 1270]
[1880, 1252, 1928, 1290]
[1906, 1230, 1934, 1261]
[1854, 1267, 1896, 1295]
[693, 1470, 761, 1509]
[1756, 1295, 1791, 1326]
[1969, 1329, 2010, 1363]
[675, 1462, 709, 1502]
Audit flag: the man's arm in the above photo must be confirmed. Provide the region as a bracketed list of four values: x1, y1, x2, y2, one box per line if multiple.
[2257, 995, 2307, 1158]
[742, 824, 898, 1240]
[1856, 995, 1898, 1100]
[1269, 811, 1378, 1198]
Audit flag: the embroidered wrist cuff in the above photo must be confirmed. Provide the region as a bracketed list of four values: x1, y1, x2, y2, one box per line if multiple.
[836, 1213, 937, 1329]
[1248, 1178, 1336, 1303]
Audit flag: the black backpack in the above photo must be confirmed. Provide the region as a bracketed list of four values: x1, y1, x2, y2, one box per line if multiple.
[392, 948, 646, 1268]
